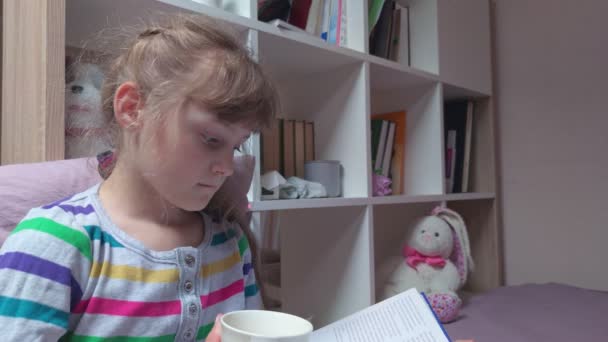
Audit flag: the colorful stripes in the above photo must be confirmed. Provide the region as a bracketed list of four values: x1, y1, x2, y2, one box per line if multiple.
[60, 322, 216, 341]
[12, 218, 92, 261]
[201, 279, 244, 309]
[72, 297, 181, 317]
[237, 235, 249, 257]
[0, 295, 69, 329]
[210, 228, 250, 257]
[245, 284, 259, 297]
[41, 195, 95, 216]
[89, 262, 178, 283]
[197, 322, 214, 341]
[72, 279, 245, 317]
[242, 262, 252, 276]
[42, 195, 74, 209]
[0, 252, 83, 309]
[60, 333, 175, 342]
[84, 226, 124, 248]
[201, 251, 240, 278]
[210, 228, 236, 246]
[55, 204, 95, 216]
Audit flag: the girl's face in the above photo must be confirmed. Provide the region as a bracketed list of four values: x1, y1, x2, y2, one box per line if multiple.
[135, 102, 251, 212]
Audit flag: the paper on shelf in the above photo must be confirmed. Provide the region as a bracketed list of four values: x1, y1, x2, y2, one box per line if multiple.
[310, 288, 450, 342]
[261, 170, 286, 190]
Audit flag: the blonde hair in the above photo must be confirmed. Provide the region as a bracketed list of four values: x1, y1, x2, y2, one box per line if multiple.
[100, 13, 279, 151]
[93, 13, 278, 307]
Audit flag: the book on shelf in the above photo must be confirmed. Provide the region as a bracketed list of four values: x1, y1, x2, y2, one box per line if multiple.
[370, 0, 393, 58]
[371, 111, 407, 195]
[267, 0, 347, 46]
[369, 0, 410, 65]
[261, 118, 316, 181]
[304, 121, 316, 162]
[381, 121, 396, 178]
[282, 119, 296, 178]
[444, 100, 474, 193]
[261, 118, 283, 175]
[445, 130, 457, 193]
[294, 120, 306, 178]
[287, 0, 313, 29]
[310, 288, 451, 342]
[373, 119, 389, 174]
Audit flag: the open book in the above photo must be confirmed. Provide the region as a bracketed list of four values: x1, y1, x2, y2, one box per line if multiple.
[311, 288, 451, 342]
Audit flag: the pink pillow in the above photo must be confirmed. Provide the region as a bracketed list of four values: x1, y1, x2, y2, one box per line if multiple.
[0, 156, 254, 245]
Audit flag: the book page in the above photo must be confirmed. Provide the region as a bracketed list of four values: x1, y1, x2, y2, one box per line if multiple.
[311, 288, 450, 342]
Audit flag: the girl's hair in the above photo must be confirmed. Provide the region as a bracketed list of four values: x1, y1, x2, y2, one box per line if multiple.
[100, 13, 279, 151]
[93, 13, 279, 307]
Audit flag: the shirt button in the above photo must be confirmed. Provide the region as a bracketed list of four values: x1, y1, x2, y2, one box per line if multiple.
[184, 280, 194, 292]
[188, 303, 198, 315]
[184, 328, 194, 340]
[185, 254, 195, 267]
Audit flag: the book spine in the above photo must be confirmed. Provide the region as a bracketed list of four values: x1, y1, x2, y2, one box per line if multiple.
[374, 120, 389, 173]
[382, 122, 396, 177]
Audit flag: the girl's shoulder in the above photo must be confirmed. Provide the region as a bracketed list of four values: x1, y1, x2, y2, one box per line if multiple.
[6, 184, 103, 252]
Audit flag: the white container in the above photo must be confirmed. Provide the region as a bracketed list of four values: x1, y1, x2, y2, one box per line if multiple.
[304, 160, 342, 197]
[221, 310, 313, 342]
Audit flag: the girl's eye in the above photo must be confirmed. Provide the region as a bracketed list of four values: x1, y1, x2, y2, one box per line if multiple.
[202, 134, 221, 146]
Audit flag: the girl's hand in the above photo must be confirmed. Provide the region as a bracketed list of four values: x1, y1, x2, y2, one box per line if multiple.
[206, 314, 223, 342]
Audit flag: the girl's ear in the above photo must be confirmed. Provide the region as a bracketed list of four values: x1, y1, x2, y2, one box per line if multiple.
[113, 81, 143, 130]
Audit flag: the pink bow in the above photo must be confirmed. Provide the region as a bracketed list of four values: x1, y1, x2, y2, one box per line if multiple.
[404, 246, 446, 269]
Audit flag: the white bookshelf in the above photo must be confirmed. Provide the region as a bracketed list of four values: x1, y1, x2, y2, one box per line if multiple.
[2, 0, 503, 330]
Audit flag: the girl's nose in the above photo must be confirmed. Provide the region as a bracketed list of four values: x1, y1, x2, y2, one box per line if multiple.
[212, 153, 234, 177]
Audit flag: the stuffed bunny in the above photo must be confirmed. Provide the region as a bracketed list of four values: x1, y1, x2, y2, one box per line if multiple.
[65, 62, 111, 159]
[377, 206, 474, 323]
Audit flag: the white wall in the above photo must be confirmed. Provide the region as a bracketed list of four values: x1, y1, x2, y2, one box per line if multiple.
[494, 0, 608, 290]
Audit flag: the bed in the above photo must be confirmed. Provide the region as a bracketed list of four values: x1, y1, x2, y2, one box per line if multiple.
[446, 282, 608, 341]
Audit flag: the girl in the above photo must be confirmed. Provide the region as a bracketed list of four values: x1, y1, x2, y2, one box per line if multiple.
[0, 13, 278, 341]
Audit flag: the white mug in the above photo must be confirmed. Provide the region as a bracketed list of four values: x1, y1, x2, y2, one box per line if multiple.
[221, 310, 313, 342]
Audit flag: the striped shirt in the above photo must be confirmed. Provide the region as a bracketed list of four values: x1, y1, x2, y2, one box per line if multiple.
[0, 184, 261, 341]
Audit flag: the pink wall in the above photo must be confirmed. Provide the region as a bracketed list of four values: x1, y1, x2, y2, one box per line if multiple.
[494, 0, 608, 290]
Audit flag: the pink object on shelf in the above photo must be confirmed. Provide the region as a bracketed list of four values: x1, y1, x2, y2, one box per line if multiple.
[372, 174, 392, 196]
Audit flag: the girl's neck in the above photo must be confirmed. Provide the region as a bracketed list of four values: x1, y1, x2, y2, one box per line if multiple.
[99, 158, 194, 228]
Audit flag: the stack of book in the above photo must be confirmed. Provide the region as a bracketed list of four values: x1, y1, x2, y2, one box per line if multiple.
[444, 100, 475, 193]
[369, 0, 410, 64]
[260, 0, 348, 46]
[370, 111, 407, 195]
[261, 118, 316, 179]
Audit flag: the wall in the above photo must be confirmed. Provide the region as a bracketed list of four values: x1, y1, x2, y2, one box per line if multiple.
[494, 0, 608, 290]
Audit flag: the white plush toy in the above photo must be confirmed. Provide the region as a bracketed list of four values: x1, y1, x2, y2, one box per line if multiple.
[65, 63, 111, 159]
[378, 206, 474, 323]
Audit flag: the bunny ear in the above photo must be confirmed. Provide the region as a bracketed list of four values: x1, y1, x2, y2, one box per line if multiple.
[434, 208, 474, 287]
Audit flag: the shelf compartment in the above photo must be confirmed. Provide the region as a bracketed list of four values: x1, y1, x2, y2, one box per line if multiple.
[255, 57, 369, 198]
[372, 202, 439, 302]
[370, 82, 444, 196]
[279, 206, 374, 328]
[442, 92, 496, 194]
[446, 199, 503, 292]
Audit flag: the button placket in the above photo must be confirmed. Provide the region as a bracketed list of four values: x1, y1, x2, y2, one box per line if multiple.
[178, 249, 200, 342]
[185, 254, 195, 267]
[188, 302, 198, 315]
[183, 328, 194, 340]
[184, 280, 194, 292]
